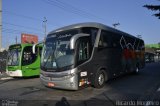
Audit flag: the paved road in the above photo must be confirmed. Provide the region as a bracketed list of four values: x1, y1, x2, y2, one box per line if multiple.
[0, 62, 160, 106]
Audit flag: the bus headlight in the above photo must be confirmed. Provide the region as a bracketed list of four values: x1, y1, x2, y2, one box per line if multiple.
[64, 73, 75, 79]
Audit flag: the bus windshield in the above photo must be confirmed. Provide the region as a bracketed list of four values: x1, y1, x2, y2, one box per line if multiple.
[7, 48, 21, 66]
[41, 30, 78, 70]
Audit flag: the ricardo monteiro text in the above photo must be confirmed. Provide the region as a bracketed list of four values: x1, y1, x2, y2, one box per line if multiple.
[116, 100, 159, 106]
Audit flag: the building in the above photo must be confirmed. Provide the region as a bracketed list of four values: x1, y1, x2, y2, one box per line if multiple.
[145, 44, 160, 62]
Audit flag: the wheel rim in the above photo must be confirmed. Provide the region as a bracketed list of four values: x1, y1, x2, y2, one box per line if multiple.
[136, 67, 139, 73]
[98, 73, 105, 86]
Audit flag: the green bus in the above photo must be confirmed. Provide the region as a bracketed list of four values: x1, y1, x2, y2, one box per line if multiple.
[6, 43, 43, 77]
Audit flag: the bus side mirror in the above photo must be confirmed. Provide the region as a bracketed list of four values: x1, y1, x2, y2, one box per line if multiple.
[70, 33, 89, 49]
[32, 44, 36, 54]
[32, 42, 43, 54]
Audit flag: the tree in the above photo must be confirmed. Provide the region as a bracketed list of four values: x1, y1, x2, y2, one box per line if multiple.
[158, 42, 160, 48]
[144, 1, 160, 19]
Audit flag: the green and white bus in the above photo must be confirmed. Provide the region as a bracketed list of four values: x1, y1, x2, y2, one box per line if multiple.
[6, 43, 42, 77]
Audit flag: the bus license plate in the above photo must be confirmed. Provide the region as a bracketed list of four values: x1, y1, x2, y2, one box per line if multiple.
[48, 82, 55, 87]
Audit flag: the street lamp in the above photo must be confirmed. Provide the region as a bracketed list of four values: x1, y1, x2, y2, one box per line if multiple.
[43, 17, 47, 41]
[112, 23, 120, 28]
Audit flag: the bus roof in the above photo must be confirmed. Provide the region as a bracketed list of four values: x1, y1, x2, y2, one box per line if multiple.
[9, 43, 44, 48]
[48, 22, 140, 40]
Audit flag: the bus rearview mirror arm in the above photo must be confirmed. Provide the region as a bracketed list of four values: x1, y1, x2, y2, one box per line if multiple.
[32, 41, 43, 54]
[70, 33, 89, 49]
[32, 44, 36, 54]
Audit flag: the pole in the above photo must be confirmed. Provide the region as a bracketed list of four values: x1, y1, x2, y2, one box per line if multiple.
[0, 0, 2, 50]
[43, 17, 47, 40]
[15, 36, 17, 44]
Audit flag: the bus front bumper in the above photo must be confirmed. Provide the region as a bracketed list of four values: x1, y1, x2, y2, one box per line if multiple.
[6, 70, 22, 77]
[40, 69, 79, 90]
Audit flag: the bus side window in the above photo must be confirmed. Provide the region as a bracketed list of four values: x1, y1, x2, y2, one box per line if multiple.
[22, 46, 37, 65]
[77, 38, 90, 65]
[78, 42, 89, 61]
[81, 27, 98, 46]
[111, 33, 121, 48]
[98, 30, 112, 48]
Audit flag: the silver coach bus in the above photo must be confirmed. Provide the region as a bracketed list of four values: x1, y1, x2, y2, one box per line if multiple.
[40, 22, 145, 90]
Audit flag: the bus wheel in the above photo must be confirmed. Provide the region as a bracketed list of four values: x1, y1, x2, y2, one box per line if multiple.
[94, 70, 106, 88]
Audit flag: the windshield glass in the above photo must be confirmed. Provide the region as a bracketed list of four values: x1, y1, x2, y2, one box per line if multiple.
[22, 46, 38, 66]
[7, 48, 21, 66]
[41, 29, 78, 70]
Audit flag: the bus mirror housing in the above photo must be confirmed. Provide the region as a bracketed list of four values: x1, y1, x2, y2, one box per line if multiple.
[32, 41, 43, 54]
[32, 44, 36, 54]
[70, 33, 89, 49]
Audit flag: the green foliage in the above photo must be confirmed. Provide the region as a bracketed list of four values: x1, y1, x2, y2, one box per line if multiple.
[143, 3, 160, 19]
[144, 5, 160, 11]
[145, 44, 160, 49]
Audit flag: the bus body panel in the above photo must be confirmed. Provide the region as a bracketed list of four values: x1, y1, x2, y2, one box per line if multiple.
[40, 68, 79, 90]
[21, 55, 41, 77]
[6, 69, 22, 77]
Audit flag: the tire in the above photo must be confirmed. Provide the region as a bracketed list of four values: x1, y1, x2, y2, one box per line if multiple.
[94, 70, 107, 88]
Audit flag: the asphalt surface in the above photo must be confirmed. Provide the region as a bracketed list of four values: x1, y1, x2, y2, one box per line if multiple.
[0, 62, 160, 106]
